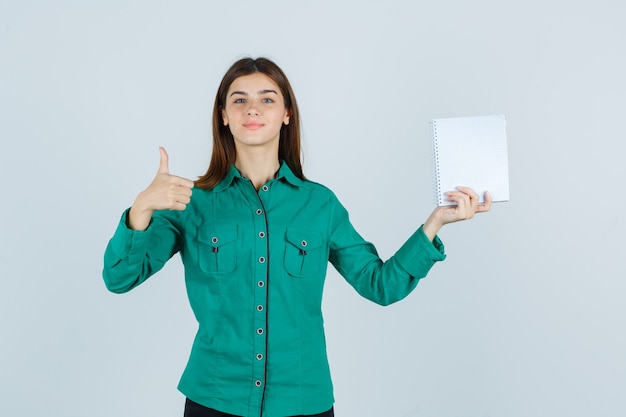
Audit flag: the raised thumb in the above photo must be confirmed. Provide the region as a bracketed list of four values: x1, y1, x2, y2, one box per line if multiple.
[158, 147, 169, 174]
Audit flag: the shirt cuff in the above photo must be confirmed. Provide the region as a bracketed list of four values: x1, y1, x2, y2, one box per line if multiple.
[108, 209, 153, 264]
[394, 225, 446, 278]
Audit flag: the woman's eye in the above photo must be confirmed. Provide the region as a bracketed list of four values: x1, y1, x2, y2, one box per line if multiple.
[234, 98, 245, 104]
[262, 98, 274, 103]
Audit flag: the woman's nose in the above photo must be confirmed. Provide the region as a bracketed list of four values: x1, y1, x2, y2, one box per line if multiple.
[247, 103, 260, 116]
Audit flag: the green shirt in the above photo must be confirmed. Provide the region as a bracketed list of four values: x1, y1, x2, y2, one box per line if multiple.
[103, 162, 446, 417]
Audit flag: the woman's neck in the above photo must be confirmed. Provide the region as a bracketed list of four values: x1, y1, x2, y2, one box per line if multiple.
[234, 149, 280, 190]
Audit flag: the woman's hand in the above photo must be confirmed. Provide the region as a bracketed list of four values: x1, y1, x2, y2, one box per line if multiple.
[128, 147, 195, 231]
[422, 186, 492, 241]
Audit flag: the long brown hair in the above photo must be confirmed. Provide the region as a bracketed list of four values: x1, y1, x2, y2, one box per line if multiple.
[195, 57, 304, 189]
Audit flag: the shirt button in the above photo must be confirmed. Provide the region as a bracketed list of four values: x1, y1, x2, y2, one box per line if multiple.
[211, 237, 218, 244]
[258, 256, 266, 263]
[257, 281, 264, 287]
[255, 380, 262, 387]
[261, 185, 269, 192]
[256, 353, 264, 360]
[258, 231, 266, 238]
[257, 304, 264, 311]
[256, 209, 263, 215]
[301, 240, 308, 247]
[257, 328, 264, 335]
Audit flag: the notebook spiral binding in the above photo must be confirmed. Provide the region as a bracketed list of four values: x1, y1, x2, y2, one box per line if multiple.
[431, 120, 443, 206]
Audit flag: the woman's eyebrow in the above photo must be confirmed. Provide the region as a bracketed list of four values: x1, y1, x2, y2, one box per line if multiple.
[230, 89, 278, 97]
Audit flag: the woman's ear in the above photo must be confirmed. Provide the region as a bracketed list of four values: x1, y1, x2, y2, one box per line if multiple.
[283, 110, 290, 126]
[222, 108, 229, 126]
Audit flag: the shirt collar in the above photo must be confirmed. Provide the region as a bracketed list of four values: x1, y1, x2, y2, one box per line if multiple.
[275, 160, 304, 187]
[212, 165, 239, 192]
[213, 160, 303, 192]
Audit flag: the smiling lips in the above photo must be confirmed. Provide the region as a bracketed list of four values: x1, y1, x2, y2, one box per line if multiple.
[243, 122, 264, 130]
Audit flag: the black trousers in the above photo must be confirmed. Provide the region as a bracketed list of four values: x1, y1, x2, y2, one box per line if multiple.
[184, 398, 334, 417]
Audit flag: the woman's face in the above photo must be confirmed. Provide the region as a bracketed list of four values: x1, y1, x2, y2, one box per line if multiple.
[222, 72, 290, 152]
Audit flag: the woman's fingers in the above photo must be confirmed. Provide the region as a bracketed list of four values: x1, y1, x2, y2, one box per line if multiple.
[159, 177, 194, 210]
[434, 187, 492, 230]
[477, 191, 492, 213]
[158, 147, 170, 174]
[129, 150, 195, 229]
[457, 186, 480, 214]
[171, 175, 196, 190]
[443, 187, 492, 221]
[446, 190, 472, 219]
[143, 149, 195, 212]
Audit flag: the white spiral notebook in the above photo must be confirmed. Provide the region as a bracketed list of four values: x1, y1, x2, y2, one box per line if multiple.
[432, 114, 509, 206]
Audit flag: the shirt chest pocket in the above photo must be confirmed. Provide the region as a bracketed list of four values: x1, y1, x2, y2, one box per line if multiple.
[197, 226, 238, 274]
[284, 229, 325, 278]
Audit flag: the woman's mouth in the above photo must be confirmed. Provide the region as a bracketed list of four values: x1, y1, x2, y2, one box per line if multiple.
[243, 122, 264, 130]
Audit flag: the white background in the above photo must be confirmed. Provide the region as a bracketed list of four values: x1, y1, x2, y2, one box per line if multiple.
[1, 1, 625, 416]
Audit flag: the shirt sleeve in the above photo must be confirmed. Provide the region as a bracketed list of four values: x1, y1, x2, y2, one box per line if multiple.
[328, 194, 446, 306]
[102, 209, 182, 294]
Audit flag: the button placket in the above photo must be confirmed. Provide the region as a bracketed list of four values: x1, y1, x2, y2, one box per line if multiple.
[251, 192, 269, 404]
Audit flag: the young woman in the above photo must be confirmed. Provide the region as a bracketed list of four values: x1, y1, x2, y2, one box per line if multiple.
[103, 57, 491, 417]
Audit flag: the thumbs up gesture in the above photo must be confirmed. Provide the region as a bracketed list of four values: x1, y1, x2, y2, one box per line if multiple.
[128, 147, 195, 230]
